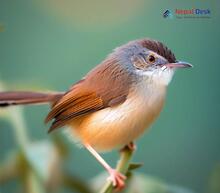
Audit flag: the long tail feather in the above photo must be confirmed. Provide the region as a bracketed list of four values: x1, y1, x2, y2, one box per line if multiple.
[0, 91, 64, 107]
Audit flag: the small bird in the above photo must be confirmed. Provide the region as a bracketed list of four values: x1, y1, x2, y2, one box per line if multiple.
[0, 38, 192, 188]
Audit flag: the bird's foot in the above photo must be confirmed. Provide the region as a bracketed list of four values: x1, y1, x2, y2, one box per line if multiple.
[107, 168, 126, 189]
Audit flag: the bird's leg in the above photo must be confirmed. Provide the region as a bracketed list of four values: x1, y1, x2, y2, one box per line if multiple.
[84, 143, 126, 189]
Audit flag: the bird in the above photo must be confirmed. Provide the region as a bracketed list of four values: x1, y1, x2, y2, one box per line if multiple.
[0, 38, 192, 189]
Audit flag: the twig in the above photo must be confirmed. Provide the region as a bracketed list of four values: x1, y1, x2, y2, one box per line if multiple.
[99, 146, 134, 193]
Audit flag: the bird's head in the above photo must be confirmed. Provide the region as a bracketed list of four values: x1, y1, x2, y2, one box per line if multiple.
[111, 38, 192, 86]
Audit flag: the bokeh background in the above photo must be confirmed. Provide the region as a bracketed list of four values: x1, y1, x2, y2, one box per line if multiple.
[0, 0, 220, 193]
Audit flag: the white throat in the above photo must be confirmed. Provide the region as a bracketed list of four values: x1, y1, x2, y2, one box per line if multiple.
[138, 67, 175, 86]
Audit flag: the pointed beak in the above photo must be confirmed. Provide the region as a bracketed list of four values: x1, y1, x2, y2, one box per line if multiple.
[164, 61, 193, 68]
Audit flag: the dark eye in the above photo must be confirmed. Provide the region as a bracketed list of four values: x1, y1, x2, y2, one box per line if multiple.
[147, 55, 156, 63]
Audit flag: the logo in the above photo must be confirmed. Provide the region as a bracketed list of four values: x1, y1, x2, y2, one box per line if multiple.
[163, 8, 211, 19]
[163, 10, 173, 18]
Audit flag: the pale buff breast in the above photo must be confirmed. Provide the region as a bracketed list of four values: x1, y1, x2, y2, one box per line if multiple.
[69, 83, 166, 152]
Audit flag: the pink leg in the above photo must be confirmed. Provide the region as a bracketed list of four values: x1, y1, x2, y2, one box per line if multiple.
[84, 143, 126, 189]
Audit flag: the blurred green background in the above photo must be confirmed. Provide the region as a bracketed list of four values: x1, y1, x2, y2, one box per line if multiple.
[0, 0, 220, 193]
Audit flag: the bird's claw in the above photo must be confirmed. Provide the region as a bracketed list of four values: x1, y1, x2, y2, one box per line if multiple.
[107, 168, 126, 189]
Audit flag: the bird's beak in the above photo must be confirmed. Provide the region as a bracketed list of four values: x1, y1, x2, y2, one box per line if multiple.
[164, 61, 193, 68]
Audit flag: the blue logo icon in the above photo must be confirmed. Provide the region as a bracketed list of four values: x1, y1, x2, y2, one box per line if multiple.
[163, 10, 173, 18]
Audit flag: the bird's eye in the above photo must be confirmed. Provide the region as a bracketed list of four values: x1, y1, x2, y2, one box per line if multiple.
[147, 55, 156, 63]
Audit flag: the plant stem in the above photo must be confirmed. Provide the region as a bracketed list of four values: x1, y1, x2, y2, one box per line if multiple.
[99, 147, 134, 193]
[9, 107, 29, 150]
[0, 153, 19, 183]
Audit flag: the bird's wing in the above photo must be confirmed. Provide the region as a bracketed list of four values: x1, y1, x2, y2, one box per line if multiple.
[46, 90, 104, 132]
[46, 59, 131, 132]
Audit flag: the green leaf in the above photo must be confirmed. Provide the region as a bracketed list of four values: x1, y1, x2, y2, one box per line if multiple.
[127, 162, 143, 171]
[24, 140, 60, 184]
[125, 173, 196, 193]
[125, 173, 167, 193]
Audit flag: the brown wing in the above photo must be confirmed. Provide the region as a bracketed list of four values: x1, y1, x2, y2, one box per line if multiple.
[46, 58, 132, 132]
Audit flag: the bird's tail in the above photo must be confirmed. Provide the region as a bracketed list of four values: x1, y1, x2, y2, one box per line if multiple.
[0, 91, 64, 107]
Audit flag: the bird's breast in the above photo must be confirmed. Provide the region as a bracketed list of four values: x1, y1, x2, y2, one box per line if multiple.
[69, 83, 166, 152]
